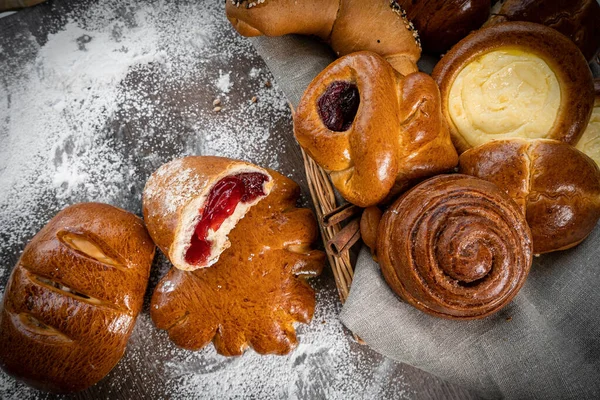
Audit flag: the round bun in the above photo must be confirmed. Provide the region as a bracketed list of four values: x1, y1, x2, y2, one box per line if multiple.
[576, 80, 600, 167]
[460, 139, 600, 254]
[377, 174, 533, 320]
[487, 0, 600, 62]
[433, 22, 594, 154]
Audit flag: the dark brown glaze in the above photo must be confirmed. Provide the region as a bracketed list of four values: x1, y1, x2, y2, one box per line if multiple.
[225, 0, 421, 75]
[461, 139, 600, 254]
[488, 0, 600, 62]
[433, 21, 595, 154]
[377, 174, 532, 319]
[397, 0, 491, 54]
[0, 203, 155, 393]
[295, 51, 458, 207]
[151, 171, 326, 356]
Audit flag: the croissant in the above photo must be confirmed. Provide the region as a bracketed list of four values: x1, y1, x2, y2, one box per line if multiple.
[225, 0, 421, 75]
[433, 22, 595, 154]
[294, 51, 458, 207]
[143, 156, 274, 271]
[377, 174, 533, 319]
[576, 80, 600, 167]
[487, 0, 600, 62]
[0, 203, 155, 392]
[460, 139, 600, 254]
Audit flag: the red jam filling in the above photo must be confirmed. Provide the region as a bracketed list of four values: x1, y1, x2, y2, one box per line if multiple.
[184, 172, 269, 265]
[317, 81, 360, 132]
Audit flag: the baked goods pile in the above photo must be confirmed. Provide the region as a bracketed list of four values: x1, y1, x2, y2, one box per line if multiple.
[226, 2, 600, 320]
[0, 157, 324, 392]
[2, 0, 600, 394]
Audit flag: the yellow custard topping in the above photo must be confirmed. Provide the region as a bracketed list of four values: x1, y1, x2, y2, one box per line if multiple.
[576, 99, 600, 167]
[448, 49, 561, 148]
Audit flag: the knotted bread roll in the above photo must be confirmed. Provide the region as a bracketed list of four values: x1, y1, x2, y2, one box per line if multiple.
[295, 51, 458, 207]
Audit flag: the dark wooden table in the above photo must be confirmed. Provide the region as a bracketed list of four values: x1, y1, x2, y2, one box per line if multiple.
[0, 1, 479, 398]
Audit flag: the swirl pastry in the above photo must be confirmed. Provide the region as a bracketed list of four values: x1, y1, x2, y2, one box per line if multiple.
[460, 139, 600, 254]
[576, 80, 600, 167]
[295, 51, 458, 207]
[0, 203, 155, 392]
[433, 22, 595, 154]
[151, 170, 325, 356]
[377, 175, 533, 319]
[225, 0, 421, 75]
[487, 0, 600, 62]
[143, 156, 273, 271]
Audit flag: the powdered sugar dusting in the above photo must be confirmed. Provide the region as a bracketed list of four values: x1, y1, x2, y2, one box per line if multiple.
[0, 0, 412, 398]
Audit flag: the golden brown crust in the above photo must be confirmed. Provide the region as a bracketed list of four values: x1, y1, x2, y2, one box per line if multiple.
[294, 51, 458, 207]
[433, 22, 595, 154]
[488, 0, 600, 62]
[0, 203, 155, 393]
[397, 0, 491, 54]
[360, 206, 382, 254]
[459, 139, 600, 254]
[151, 171, 325, 356]
[377, 174, 532, 320]
[225, 0, 421, 74]
[142, 156, 272, 271]
[225, 0, 338, 39]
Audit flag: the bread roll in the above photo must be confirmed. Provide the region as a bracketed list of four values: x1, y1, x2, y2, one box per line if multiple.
[143, 156, 273, 271]
[295, 51, 458, 207]
[460, 139, 600, 254]
[488, 0, 600, 62]
[225, 0, 421, 75]
[433, 22, 594, 154]
[0, 203, 155, 392]
[397, 0, 491, 54]
[151, 170, 325, 356]
[377, 174, 532, 319]
[576, 80, 600, 168]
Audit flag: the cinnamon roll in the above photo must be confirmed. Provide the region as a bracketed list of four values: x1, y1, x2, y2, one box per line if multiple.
[377, 174, 533, 319]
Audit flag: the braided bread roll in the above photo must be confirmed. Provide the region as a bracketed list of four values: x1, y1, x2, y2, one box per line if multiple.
[294, 51, 458, 207]
[460, 139, 600, 254]
[225, 0, 421, 75]
[377, 174, 533, 319]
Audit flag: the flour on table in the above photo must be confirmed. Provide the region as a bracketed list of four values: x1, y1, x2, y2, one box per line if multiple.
[0, 0, 411, 398]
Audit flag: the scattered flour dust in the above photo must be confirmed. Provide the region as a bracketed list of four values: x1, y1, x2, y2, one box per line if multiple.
[0, 0, 412, 398]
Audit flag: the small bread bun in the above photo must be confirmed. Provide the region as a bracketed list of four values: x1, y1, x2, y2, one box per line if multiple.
[487, 0, 600, 62]
[576, 80, 600, 168]
[460, 139, 600, 254]
[433, 22, 594, 154]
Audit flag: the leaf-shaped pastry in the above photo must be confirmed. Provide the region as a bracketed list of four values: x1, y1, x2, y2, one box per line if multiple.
[150, 170, 326, 356]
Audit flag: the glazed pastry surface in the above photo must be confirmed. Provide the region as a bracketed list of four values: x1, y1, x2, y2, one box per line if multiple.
[460, 139, 600, 254]
[151, 171, 325, 356]
[0, 203, 155, 393]
[295, 51, 458, 207]
[433, 22, 594, 153]
[377, 174, 532, 319]
[576, 84, 600, 167]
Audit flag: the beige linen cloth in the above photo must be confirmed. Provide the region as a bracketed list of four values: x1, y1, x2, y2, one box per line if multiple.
[250, 35, 600, 399]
